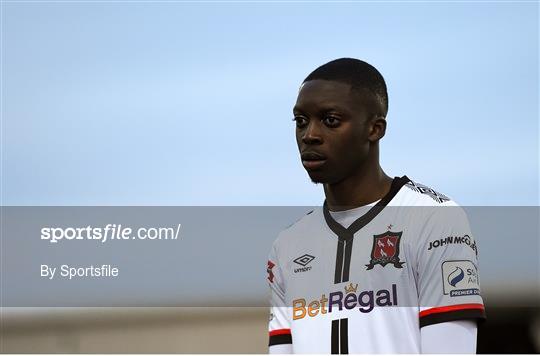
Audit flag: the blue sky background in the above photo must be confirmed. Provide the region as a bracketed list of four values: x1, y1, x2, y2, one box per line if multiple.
[2, 1, 538, 206]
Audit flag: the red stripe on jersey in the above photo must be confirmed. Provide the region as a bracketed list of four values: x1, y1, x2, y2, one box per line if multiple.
[269, 328, 291, 336]
[420, 303, 484, 318]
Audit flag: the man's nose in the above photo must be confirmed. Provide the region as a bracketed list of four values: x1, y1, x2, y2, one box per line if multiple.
[302, 121, 323, 145]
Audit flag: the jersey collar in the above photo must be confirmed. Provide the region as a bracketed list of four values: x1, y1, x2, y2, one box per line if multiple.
[323, 175, 410, 241]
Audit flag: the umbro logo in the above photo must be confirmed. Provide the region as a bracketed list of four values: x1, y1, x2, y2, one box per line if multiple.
[293, 254, 315, 273]
[294, 254, 315, 266]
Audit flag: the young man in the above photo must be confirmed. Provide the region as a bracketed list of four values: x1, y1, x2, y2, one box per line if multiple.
[267, 58, 486, 354]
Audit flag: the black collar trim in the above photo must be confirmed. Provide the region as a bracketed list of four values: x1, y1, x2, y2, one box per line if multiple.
[323, 175, 410, 241]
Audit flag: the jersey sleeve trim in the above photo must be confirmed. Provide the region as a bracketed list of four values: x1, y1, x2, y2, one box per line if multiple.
[269, 329, 292, 346]
[419, 303, 486, 328]
[270, 328, 292, 336]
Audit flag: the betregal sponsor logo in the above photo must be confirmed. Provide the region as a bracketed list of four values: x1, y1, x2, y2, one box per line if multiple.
[293, 283, 398, 320]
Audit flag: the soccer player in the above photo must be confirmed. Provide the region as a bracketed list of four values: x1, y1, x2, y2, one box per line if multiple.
[267, 58, 486, 353]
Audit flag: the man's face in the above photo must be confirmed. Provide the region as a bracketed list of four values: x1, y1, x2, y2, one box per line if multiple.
[293, 80, 373, 184]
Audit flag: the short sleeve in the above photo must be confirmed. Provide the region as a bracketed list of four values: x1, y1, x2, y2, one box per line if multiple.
[267, 242, 293, 352]
[416, 205, 486, 328]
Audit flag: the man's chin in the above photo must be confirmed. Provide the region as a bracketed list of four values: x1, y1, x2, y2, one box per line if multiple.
[306, 169, 345, 185]
[307, 172, 331, 184]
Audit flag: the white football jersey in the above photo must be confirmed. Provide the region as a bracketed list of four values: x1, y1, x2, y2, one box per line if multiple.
[267, 175, 485, 353]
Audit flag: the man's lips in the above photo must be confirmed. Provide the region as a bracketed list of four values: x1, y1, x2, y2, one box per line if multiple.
[301, 151, 327, 169]
[302, 160, 326, 169]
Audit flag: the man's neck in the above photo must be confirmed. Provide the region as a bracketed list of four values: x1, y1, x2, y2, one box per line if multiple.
[323, 166, 393, 212]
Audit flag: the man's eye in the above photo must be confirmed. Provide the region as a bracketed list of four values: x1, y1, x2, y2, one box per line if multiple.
[323, 116, 340, 127]
[293, 116, 308, 128]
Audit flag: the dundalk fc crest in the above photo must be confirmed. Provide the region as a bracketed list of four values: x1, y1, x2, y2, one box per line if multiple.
[366, 231, 405, 270]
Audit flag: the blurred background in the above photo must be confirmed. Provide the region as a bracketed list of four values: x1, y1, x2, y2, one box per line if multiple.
[2, 0, 538, 353]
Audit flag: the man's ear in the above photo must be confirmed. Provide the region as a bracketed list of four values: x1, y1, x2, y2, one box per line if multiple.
[368, 116, 387, 142]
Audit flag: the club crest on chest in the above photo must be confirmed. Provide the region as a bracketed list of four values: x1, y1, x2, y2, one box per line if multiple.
[366, 231, 405, 270]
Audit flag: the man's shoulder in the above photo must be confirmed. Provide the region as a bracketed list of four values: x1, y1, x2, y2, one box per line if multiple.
[397, 177, 471, 229]
[396, 177, 460, 207]
[272, 207, 323, 247]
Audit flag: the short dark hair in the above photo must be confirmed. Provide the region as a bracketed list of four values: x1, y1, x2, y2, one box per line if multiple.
[303, 58, 388, 117]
